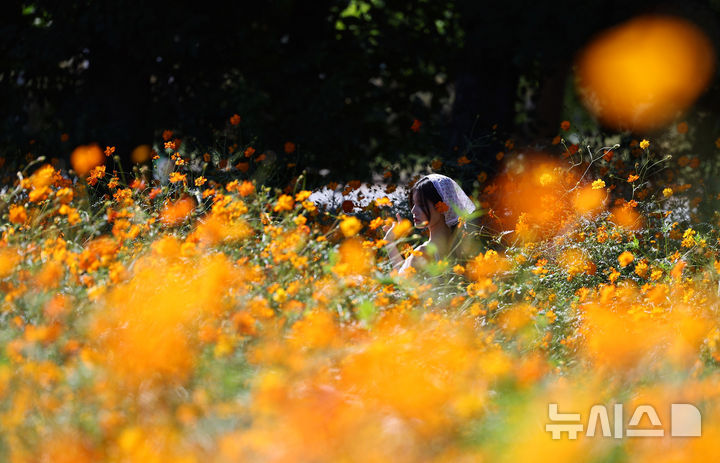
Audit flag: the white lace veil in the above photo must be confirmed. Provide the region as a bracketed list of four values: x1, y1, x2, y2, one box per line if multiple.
[422, 174, 476, 227]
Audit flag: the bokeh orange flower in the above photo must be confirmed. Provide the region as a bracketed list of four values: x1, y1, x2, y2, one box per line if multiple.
[71, 144, 104, 176]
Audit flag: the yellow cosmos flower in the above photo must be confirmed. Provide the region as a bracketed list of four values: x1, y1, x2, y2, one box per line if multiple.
[295, 190, 312, 202]
[340, 215, 363, 237]
[273, 194, 295, 212]
[392, 218, 413, 238]
[302, 200, 316, 212]
[591, 179, 606, 190]
[375, 197, 392, 208]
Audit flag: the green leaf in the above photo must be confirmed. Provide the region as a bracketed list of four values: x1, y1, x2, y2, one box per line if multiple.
[356, 299, 377, 322]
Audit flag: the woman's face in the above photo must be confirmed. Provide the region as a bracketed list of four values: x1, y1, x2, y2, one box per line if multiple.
[411, 189, 439, 229]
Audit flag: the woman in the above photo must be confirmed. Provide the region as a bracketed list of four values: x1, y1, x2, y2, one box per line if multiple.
[383, 174, 476, 275]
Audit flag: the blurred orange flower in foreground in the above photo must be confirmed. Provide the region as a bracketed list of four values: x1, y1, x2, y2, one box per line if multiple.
[160, 196, 195, 226]
[575, 15, 716, 131]
[340, 215, 363, 237]
[131, 144, 152, 164]
[333, 237, 373, 276]
[8, 204, 27, 224]
[487, 154, 578, 242]
[71, 144, 104, 176]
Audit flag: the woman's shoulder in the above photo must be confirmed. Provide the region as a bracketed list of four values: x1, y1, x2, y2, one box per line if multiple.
[414, 242, 434, 258]
[398, 243, 432, 275]
[417, 241, 446, 259]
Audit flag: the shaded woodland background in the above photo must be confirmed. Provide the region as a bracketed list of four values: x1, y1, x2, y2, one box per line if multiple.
[1, 0, 719, 188]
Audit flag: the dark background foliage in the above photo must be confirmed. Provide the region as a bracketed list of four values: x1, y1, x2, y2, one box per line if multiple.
[1, 0, 719, 188]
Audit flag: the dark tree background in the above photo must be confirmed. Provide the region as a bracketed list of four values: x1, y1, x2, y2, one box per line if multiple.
[1, 0, 718, 187]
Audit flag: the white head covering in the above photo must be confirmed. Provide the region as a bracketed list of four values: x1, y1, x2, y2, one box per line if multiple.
[421, 174, 476, 227]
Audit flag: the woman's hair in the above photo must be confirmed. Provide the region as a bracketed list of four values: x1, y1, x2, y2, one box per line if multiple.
[408, 176, 452, 227]
[408, 176, 464, 256]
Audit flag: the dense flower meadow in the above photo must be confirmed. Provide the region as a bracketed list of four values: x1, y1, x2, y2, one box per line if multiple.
[2, 119, 720, 462]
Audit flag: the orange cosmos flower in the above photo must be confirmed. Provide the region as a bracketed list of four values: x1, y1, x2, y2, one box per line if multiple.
[273, 194, 295, 212]
[226, 180, 239, 192]
[238, 181, 255, 197]
[8, 204, 27, 224]
[369, 217, 384, 230]
[434, 201, 449, 213]
[148, 187, 162, 200]
[56, 187, 74, 203]
[169, 172, 187, 183]
[618, 251, 634, 267]
[160, 196, 196, 226]
[129, 178, 146, 190]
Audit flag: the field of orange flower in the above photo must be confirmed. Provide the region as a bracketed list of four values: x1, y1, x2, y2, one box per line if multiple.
[2, 119, 720, 462]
